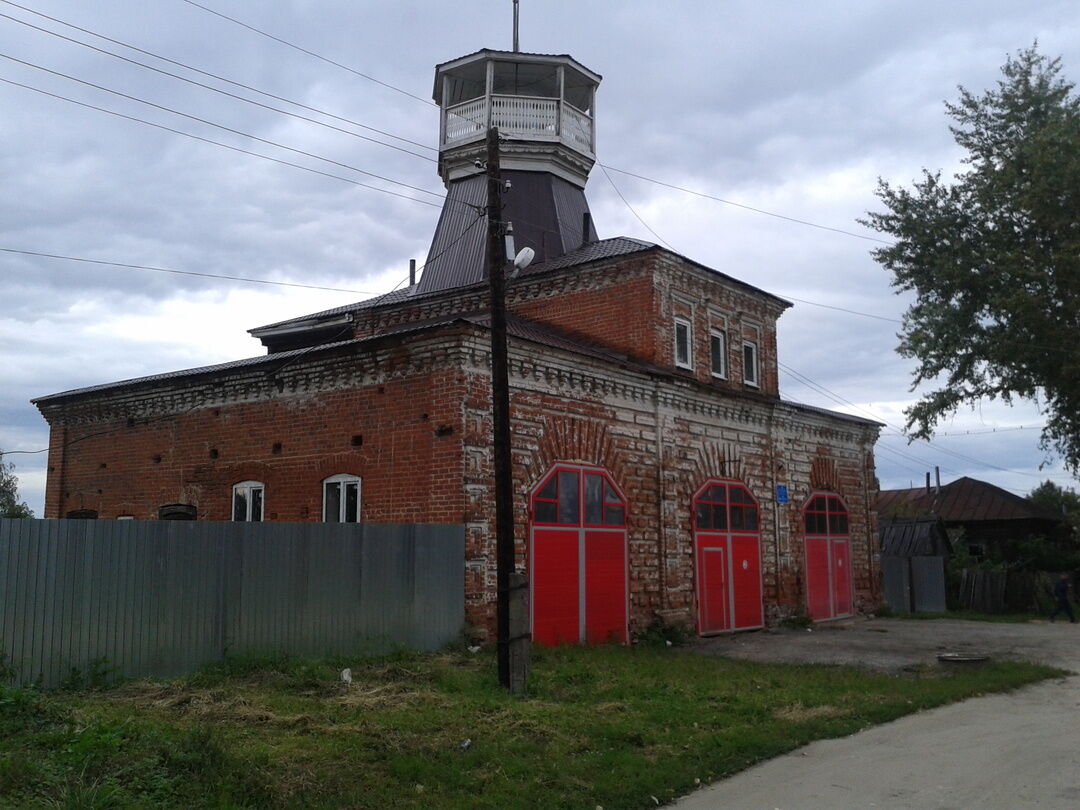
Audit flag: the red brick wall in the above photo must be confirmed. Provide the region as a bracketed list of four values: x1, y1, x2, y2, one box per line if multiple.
[40, 337, 469, 525]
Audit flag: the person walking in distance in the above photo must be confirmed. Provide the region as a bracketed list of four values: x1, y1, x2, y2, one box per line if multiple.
[1049, 574, 1076, 623]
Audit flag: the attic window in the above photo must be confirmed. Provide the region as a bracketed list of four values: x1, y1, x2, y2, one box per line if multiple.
[674, 318, 692, 370]
[743, 340, 759, 387]
[710, 330, 727, 379]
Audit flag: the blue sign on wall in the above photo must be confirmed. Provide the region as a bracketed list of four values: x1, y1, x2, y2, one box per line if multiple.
[776, 485, 789, 503]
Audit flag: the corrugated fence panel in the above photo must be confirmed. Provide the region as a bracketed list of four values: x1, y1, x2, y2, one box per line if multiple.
[0, 519, 464, 687]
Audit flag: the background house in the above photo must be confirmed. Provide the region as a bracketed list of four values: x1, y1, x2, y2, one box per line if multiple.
[877, 476, 1066, 562]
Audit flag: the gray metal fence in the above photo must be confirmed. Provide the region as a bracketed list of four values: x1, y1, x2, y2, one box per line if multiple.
[0, 519, 464, 687]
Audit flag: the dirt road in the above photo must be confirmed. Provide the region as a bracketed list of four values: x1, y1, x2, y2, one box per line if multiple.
[674, 617, 1080, 809]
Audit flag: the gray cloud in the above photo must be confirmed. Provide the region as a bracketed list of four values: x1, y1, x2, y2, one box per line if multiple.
[2, 0, 1078, 514]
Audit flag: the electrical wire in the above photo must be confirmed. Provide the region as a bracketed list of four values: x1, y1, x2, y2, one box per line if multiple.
[778, 362, 1073, 481]
[180, 0, 435, 106]
[599, 164, 891, 245]
[166, 2, 902, 247]
[0, 75, 442, 208]
[0, 52, 444, 199]
[0, 7, 437, 161]
[0, 247, 375, 293]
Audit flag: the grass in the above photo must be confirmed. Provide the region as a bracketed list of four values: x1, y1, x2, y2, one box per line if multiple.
[898, 609, 1043, 623]
[0, 645, 1063, 809]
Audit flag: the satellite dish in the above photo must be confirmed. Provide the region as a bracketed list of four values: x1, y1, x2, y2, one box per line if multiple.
[513, 247, 535, 271]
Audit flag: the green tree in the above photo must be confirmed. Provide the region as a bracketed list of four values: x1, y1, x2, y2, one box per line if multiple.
[1028, 479, 1080, 538]
[0, 452, 34, 518]
[862, 46, 1080, 470]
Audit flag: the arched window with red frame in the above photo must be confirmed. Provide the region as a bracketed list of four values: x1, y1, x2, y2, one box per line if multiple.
[692, 480, 763, 634]
[529, 464, 628, 645]
[803, 493, 852, 620]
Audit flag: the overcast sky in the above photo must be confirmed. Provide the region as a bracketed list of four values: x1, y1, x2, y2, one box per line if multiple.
[2, 0, 1078, 515]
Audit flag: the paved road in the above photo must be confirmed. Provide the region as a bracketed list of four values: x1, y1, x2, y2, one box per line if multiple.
[674, 619, 1080, 809]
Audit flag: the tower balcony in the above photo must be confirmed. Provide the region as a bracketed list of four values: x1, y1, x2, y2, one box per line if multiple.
[441, 94, 594, 156]
[433, 49, 601, 187]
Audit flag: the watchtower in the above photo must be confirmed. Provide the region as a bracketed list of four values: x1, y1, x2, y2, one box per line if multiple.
[417, 49, 603, 293]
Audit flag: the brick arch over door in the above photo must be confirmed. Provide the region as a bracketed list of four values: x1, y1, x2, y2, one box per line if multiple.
[531, 417, 628, 487]
[528, 463, 628, 645]
[803, 492, 852, 620]
[692, 479, 763, 634]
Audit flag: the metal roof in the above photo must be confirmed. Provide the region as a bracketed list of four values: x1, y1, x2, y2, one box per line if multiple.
[880, 517, 951, 557]
[877, 476, 1063, 523]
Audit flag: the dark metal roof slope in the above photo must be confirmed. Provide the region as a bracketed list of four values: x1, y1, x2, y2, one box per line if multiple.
[778, 400, 884, 428]
[880, 517, 951, 556]
[251, 235, 789, 339]
[877, 476, 1063, 523]
[251, 236, 653, 335]
[415, 174, 488, 293]
[416, 170, 599, 295]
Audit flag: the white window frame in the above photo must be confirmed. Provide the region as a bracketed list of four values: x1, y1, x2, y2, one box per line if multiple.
[323, 474, 362, 523]
[709, 329, 727, 379]
[232, 480, 265, 522]
[742, 339, 760, 388]
[674, 317, 693, 370]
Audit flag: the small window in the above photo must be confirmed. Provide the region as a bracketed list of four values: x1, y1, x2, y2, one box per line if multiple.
[674, 318, 692, 369]
[743, 340, 759, 387]
[232, 481, 264, 522]
[710, 330, 727, 379]
[323, 474, 361, 523]
[116, 515, 135, 521]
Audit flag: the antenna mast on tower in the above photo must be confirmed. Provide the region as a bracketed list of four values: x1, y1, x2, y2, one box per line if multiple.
[512, 0, 520, 51]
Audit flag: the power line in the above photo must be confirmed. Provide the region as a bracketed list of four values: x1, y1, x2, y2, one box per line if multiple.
[0, 5, 438, 160]
[180, 0, 434, 106]
[0, 75, 442, 208]
[598, 161, 675, 250]
[0, 247, 377, 293]
[164, 2, 900, 248]
[779, 362, 1072, 481]
[600, 163, 891, 245]
[0, 52, 444, 200]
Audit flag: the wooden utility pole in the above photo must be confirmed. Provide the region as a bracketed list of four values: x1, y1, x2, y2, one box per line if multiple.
[487, 127, 525, 693]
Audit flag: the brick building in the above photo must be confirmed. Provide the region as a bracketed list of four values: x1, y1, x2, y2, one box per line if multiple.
[34, 48, 883, 640]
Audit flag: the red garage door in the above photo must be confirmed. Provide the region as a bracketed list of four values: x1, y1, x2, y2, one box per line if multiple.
[693, 481, 763, 634]
[804, 494, 852, 621]
[530, 466, 628, 645]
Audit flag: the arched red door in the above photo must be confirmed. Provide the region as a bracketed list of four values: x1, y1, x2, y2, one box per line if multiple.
[529, 465, 628, 645]
[693, 480, 763, 634]
[803, 493, 852, 620]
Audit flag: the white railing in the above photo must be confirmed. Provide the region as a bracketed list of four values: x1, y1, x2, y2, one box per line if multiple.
[442, 95, 593, 155]
[562, 103, 593, 153]
[443, 97, 487, 143]
[492, 95, 558, 137]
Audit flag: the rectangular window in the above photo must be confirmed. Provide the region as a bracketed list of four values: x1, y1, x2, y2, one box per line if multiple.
[323, 476, 361, 523]
[710, 330, 727, 379]
[743, 340, 759, 387]
[232, 482, 264, 522]
[674, 318, 692, 369]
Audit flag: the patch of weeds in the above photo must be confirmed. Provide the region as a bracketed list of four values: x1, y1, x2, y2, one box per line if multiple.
[634, 615, 695, 647]
[0, 752, 41, 793]
[60, 658, 119, 692]
[873, 604, 895, 618]
[780, 612, 814, 629]
[48, 777, 125, 810]
[0, 653, 17, 683]
[901, 610, 1039, 624]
